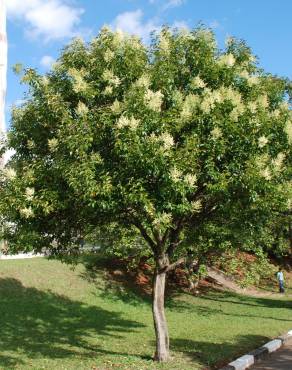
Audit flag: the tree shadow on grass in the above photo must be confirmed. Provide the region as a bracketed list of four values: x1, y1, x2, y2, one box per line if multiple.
[199, 290, 292, 309]
[0, 277, 145, 368]
[79, 254, 153, 307]
[170, 334, 270, 369]
[79, 255, 292, 322]
[166, 290, 292, 323]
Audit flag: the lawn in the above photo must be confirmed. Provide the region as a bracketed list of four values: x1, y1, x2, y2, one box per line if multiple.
[0, 257, 292, 370]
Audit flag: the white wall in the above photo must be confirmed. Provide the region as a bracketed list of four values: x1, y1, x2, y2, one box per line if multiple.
[0, 0, 7, 140]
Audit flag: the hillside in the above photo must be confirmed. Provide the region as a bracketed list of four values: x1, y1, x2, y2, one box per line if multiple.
[0, 257, 292, 370]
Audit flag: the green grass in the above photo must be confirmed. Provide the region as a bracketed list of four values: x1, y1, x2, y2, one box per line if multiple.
[0, 257, 292, 370]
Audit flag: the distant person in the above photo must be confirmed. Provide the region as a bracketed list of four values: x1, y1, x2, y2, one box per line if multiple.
[276, 268, 285, 293]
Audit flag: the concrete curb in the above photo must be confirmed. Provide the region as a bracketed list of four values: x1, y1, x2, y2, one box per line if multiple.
[220, 330, 292, 370]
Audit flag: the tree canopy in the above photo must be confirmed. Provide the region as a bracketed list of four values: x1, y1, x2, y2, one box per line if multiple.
[1, 26, 292, 361]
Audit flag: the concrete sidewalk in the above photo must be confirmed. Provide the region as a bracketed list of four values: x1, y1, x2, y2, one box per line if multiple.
[251, 343, 292, 369]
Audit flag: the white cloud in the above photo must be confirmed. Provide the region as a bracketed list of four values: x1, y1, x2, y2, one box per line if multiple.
[209, 20, 221, 29]
[5, 99, 25, 113]
[111, 10, 189, 42]
[111, 9, 158, 41]
[172, 20, 189, 30]
[6, 0, 84, 41]
[13, 99, 26, 107]
[163, 0, 185, 10]
[40, 55, 55, 69]
[3, 148, 16, 164]
[149, 0, 185, 9]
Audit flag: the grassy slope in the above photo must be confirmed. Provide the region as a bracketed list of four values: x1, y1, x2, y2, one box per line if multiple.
[0, 258, 292, 370]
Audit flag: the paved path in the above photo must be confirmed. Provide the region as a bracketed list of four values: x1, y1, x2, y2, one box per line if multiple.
[207, 267, 280, 298]
[0, 252, 44, 260]
[251, 343, 292, 369]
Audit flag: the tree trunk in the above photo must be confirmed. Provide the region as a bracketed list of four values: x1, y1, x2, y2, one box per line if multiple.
[152, 256, 170, 362]
[289, 219, 292, 251]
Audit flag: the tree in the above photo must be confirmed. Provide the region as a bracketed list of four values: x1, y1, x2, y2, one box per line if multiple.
[1, 27, 292, 362]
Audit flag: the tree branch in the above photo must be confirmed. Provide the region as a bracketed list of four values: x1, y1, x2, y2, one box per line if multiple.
[165, 257, 186, 272]
[161, 228, 170, 248]
[153, 228, 163, 245]
[166, 217, 184, 256]
[132, 219, 157, 253]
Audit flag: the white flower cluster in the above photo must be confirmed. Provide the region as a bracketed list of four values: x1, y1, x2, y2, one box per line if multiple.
[247, 75, 259, 87]
[195, 29, 215, 46]
[255, 154, 272, 181]
[247, 102, 257, 114]
[272, 152, 285, 172]
[284, 120, 292, 144]
[170, 167, 182, 182]
[201, 95, 214, 114]
[27, 140, 35, 150]
[181, 94, 200, 120]
[201, 88, 225, 114]
[200, 86, 243, 116]
[217, 53, 235, 67]
[190, 76, 206, 89]
[238, 70, 249, 79]
[152, 212, 172, 228]
[257, 95, 269, 109]
[136, 74, 151, 89]
[222, 87, 244, 121]
[104, 49, 115, 63]
[260, 167, 272, 181]
[48, 138, 58, 152]
[117, 115, 140, 130]
[229, 105, 245, 122]
[47, 93, 62, 110]
[42, 76, 49, 87]
[258, 136, 269, 148]
[271, 109, 280, 119]
[2, 168, 16, 180]
[172, 90, 183, 106]
[11, 106, 24, 121]
[238, 71, 259, 86]
[68, 68, 88, 93]
[112, 29, 126, 47]
[76, 101, 88, 116]
[219, 86, 242, 106]
[249, 54, 257, 63]
[211, 127, 222, 140]
[20, 207, 34, 219]
[183, 85, 245, 119]
[103, 86, 113, 95]
[144, 202, 155, 218]
[102, 69, 121, 87]
[177, 28, 193, 40]
[144, 89, 164, 112]
[159, 34, 171, 55]
[111, 100, 121, 114]
[184, 173, 197, 187]
[25, 187, 35, 201]
[24, 169, 35, 182]
[191, 200, 202, 213]
[159, 132, 174, 150]
[126, 35, 143, 50]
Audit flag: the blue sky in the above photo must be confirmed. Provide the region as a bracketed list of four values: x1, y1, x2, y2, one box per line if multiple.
[5, 0, 292, 127]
